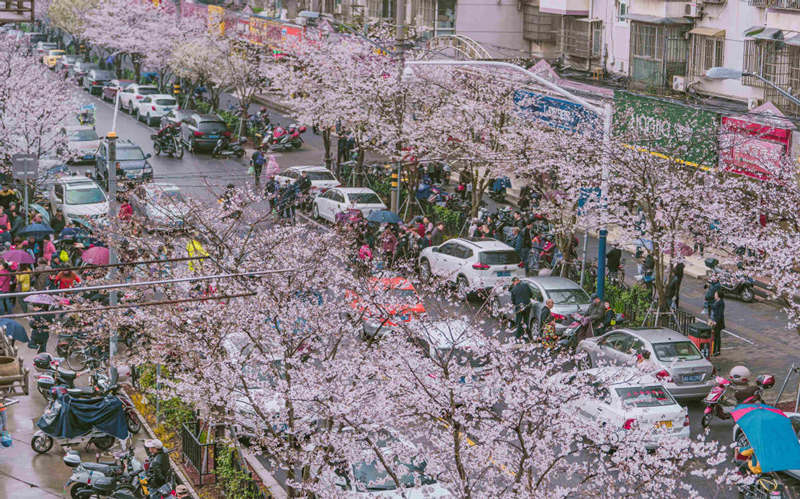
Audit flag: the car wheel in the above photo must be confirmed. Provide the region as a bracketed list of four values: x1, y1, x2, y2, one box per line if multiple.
[175, 139, 184, 159]
[312, 204, 320, 219]
[577, 353, 592, 370]
[456, 276, 470, 301]
[154, 141, 161, 156]
[740, 286, 755, 303]
[419, 259, 432, 284]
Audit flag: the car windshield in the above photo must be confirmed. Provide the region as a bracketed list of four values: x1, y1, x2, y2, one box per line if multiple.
[479, 250, 521, 265]
[199, 121, 227, 133]
[547, 288, 591, 305]
[138, 87, 158, 95]
[155, 98, 176, 106]
[615, 385, 675, 408]
[68, 129, 98, 142]
[117, 147, 145, 161]
[652, 341, 703, 362]
[348, 192, 382, 204]
[66, 186, 105, 205]
[305, 171, 336, 181]
[49, 50, 64, 55]
[93, 71, 113, 80]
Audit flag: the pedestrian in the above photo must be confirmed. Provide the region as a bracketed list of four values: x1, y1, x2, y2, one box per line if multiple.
[144, 439, 170, 490]
[520, 222, 532, 274]
[510, 277, 532, 340]
[42, 238, 56, 263]
[704, 274, 720, 315]
[0, 186, 15, 211]
[186, 236, 209, 273]
[8, 204, 23, 236]
[0, 206, 10, 232]
[418, 231, 431, 251]
[664, 270, 679, 310]
[430, 222, 444, 247]
[49, 211, 65, 236]
[422, 217, 433, 234]
[15, 263, 29, 313]
[53, 269, 81, 289]
[0, 262, 12, 315]
[710, 289, 725, 356]
[251, 148, 265, 187]
[380, 226, 397, 266]
[673, 262, 685, 308]
[34, 258, 51, 291]
[606, 246, 622, 280]
[118, 196, 133, 220]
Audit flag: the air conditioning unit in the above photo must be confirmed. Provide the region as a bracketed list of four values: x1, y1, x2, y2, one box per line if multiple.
[685, 2, 701, 17]
[747, 97, 763, 110]
[673, 75, 687, 92]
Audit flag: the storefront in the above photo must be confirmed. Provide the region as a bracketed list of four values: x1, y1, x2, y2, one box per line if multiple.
[613, 90, 720, 169]
[719, 102, 794, 181]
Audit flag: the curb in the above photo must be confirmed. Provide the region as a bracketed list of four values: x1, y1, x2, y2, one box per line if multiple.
[123, 385, 202, 499]
[240, 448, 288, 499]
[253, 94, 293, 116]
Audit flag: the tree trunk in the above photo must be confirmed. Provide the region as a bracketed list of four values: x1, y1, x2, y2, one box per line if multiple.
[322, 128, 331, 170]
[355, 147, 365, 187]
[114, 56, 121, 79]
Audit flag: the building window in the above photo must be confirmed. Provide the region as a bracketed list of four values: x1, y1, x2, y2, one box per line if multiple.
[629, 22, 689, 89]
[742, 38, 800, 115]
[617, 0, 628, 23]
[689, 34, 724, 77]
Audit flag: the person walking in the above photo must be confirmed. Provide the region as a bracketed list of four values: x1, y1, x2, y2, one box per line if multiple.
[510, 277, 532, 340]
[14, 263, 29, 313]
[0, 262, 12, 315]
[710, 290, 725, 357]
[430, 222, 444, 247]
[251, 148, 266, 187]
[673, 262, 685, 308]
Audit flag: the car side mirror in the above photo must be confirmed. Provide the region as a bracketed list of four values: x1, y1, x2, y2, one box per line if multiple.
[144, 153, 152, 159]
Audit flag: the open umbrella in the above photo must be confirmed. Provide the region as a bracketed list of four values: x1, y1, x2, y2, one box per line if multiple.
[82, 246, 109, 265]
[0, 318, 27, 343]
[24, 294, 59, 305]
[2, 249, 34, 264]
[367, 210, 401, 224]
[18, 223, 54, 240]
[664, 242, 695, 257]
[732, 403, 800, 473]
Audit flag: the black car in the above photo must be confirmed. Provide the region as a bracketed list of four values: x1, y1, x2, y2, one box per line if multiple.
[69, 62, 100, 87]
[180, 113, 228, 153]
[95, 139, 153, 188]
[83, 69, 114, 95]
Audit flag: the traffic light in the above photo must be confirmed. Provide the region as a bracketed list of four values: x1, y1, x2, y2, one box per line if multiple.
[173, 83, 180, 96]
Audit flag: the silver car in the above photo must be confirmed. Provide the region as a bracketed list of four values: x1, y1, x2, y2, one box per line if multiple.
[129, 183, 189, 231]
[489, 276, 590, 332]
[576, 328, 716, 400]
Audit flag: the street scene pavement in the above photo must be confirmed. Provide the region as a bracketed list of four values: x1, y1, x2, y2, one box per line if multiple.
[3, 8, 800, 499]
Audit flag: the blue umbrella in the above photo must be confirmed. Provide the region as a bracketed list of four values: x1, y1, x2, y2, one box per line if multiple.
[18, 223, 54, 240]
[732, 404, 800, 473]
[0, 318, 28, 343]
[366, 210, 401, 224]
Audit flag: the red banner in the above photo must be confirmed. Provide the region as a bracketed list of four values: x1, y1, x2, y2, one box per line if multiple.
[720, 116, 792, 180]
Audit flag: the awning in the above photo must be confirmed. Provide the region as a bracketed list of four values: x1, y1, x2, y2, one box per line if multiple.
[747, 27, 783, 41]
[622, 14, 693, 25]
[785, 34, 800, 47]
[689, 27, 725, 37]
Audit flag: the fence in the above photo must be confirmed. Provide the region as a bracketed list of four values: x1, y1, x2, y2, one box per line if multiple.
[619, 298, 698, 337]
[180, 420, 217, 486]
[215, 439, 271, 499]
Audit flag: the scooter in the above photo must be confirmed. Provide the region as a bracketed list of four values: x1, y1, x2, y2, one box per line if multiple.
[262, 123, 305, 151]
[211, 135, 246, 159]
[151, 129, 184, 159]
[31, 425, 117, 454]
[704, 258, 756, 303]
[33, 352, 92, 400]
[64, 446, 151, 499]
[57, 367, 141, 434]
[701, 374, 774, 428]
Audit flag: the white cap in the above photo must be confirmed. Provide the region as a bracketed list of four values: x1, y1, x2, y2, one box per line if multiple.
[144, 439, 163, 449]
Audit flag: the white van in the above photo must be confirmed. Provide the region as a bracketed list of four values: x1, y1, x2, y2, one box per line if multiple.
[47, 175, 109, 224]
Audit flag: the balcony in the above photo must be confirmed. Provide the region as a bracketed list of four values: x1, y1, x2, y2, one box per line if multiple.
[539, 0, 589, 16]
[772, 0, 800, 9]
[748, 0, 771, 7]
[522, 0, 560, 42]
[0, 0, 33, 24]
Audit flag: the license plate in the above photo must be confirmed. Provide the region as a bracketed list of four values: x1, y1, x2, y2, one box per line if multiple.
[682, 374, 702, 382]
[207, 135, 219, 139]
[655, 420, 673, 429]
[496, 271, 510, 277]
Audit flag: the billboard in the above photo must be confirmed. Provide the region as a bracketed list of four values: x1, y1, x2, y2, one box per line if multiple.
[513, 89, 597, 132]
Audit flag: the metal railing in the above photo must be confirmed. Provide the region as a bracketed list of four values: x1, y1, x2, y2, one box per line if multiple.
[772, 0, 800, 10]
[180, 420, 217, 486]
[0, 0, 33, 23]
[215, 437, 270, 499]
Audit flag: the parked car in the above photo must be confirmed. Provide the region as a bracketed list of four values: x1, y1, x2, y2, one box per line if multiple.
[576, 328, 716, 400]
[179, 113, 228, 152]
[82, 69, 114, 95]
[34, 41, 58, 60]
[69, 61, 99, 86]
[418, 237, 525, 301]
[274, 165, 339, 196]
[95, 138, 153, 185]
[159, 109, 192, 129]
[489, 276, 591, 333]
[23, 33, 47, 53]
[42, 48, 65, 69]
[312, 187, 386, 223]
[60, 125, 101, 163]
[55, 55, 82, 78]
[46, 175, 109, 224]
[117, 84, 159, 114]
[129, 183, 188, 231]
[132, 93, 178, 126]
[552, 367, 690, 449]
[101, 79, 134, 102]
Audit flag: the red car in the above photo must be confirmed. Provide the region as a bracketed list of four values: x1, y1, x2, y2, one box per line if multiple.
[347, 276, 426, 339]
[102, 79, 135, 103]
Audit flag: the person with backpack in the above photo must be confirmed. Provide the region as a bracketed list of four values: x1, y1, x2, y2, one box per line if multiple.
[251, 148, 266, 187]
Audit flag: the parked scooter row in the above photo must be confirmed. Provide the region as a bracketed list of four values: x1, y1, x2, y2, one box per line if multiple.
[704, 258, 756, 303]
[255, 122, 307, 152]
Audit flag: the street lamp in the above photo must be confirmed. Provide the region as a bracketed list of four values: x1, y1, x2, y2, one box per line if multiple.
[403, 60, 614, 298]
[705, 66, 800, 108]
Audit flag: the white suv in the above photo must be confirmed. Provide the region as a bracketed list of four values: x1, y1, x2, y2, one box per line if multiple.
[418, 237, 525, 300]
[133, 94, 178, 126]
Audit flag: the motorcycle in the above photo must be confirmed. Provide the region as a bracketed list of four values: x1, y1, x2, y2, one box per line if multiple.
[701, 374, 774, 428]
[58, 366, 141, 434]
[489, 176, 511, 203]
[261, 123, 306, 151]
[211, 134, 246, 159]
[151, 129, 184, 159]
[33, 352, 94, 401]
[704, 258, 755, 303]
[64, 445, 172, 499]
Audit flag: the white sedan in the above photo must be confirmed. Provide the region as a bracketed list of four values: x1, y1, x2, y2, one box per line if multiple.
[274, 165, 340, 196]
[312, 187, 387, 223]
[555, 367, 690, 448]
[133, 94, 179, 126]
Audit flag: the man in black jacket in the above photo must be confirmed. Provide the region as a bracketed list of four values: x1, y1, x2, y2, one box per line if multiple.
[510, 277, 532, 340]
[145, 439, 170, 489]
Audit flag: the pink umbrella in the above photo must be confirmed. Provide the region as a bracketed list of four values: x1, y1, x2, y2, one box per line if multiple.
[2, 249, 34, 264]
[664, 242, 695, 257]
[81, 246, 110, 265]
[24, 294, 59, 305]
[265, 155, 280, 180]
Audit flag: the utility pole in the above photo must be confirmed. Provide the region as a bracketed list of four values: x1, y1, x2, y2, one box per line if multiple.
[105, 131, 120, 361]
[392, 0, 405, 215]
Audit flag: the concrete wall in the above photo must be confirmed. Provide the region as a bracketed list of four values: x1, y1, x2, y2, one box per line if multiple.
[455, 0, 527, 58]
[691, 3, 767, 104]
[766, 9, 800, 31]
